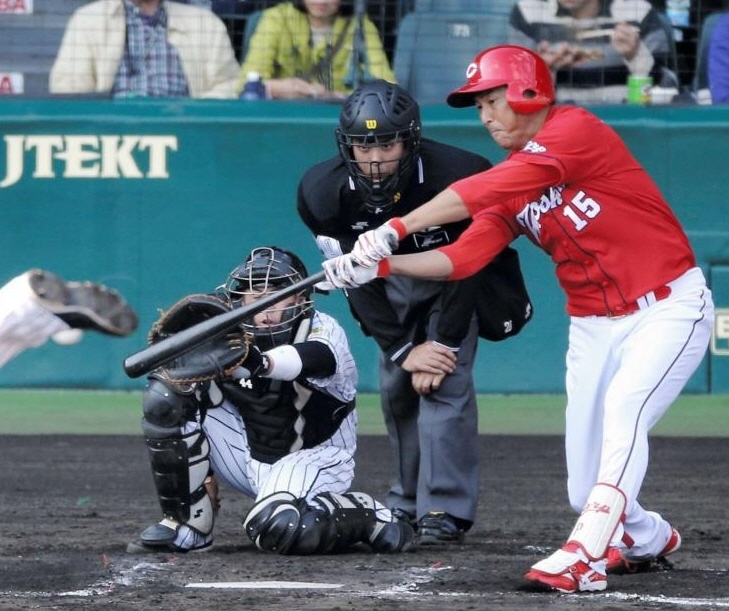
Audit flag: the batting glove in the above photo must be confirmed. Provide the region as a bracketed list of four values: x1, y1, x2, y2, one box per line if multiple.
[351, 218, 407, 267]
[320, 255, 388, 289]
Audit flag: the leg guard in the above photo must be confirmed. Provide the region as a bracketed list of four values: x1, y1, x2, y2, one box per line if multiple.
[141, 377, 215, 537]
[244, 491, 314, 554]
[145, 431, 215, 535]
[313, 492, 414, 553]
[243, 491, 414, 555]
[566, 483, 627, 561]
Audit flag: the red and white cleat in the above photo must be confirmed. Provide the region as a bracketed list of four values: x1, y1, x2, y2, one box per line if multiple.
[524, 543, 607, 593]
[606, 526, 681, 574]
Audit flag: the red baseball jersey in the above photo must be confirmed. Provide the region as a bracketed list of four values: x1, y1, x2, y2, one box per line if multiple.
[442, 105, 696, 317]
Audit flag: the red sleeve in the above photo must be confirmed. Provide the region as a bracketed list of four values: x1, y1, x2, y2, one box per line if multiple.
[438, 212, 517, 280]
[450, 160, 560, 215]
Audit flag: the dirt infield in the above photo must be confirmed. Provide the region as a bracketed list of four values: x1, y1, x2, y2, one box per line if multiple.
[1, 434, 728, 611]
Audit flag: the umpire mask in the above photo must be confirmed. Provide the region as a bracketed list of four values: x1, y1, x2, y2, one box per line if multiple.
[336, 80, 421, 214]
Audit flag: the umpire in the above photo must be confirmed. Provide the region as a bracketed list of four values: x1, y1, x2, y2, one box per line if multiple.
[297, 80, 531, 544]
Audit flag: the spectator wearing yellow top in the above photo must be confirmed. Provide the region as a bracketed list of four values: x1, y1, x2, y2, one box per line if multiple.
[239, 0, 396, 101]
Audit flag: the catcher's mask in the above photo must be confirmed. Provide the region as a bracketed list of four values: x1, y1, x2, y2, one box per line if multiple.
[222, 246, 313, 351]
[336, 79, 421, 214]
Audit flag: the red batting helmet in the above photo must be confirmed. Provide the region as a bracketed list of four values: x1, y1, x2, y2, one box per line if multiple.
[446, 45, 555, 113]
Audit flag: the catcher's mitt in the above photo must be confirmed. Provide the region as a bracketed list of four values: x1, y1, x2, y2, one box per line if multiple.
[148, 293, 253, 384]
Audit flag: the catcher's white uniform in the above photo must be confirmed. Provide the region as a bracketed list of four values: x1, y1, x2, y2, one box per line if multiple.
[198, 310, 359, 501]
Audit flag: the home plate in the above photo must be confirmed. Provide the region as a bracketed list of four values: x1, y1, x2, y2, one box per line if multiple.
[185, 581, 343, 590]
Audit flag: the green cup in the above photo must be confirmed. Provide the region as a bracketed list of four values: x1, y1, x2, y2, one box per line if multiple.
[627, 76, 653, 105]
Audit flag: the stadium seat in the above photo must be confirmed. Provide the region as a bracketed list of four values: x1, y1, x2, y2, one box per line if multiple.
[210, 0, 260, 61]
[0, 0, 90, 97]
[414, 0, 513, 15]
[692, 11, 725, 103]
[656, 11, 681, 88]
[241, 9, 263, 61]
[392, 10, 510, 105]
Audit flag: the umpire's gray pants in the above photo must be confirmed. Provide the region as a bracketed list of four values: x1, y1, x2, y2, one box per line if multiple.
[379, 313, 480, 526]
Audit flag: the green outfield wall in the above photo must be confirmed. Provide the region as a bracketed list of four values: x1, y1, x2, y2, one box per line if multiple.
[1, 99, 728, 393]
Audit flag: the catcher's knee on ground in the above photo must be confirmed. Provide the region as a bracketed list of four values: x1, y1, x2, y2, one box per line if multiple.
[243, 491, 414, 555]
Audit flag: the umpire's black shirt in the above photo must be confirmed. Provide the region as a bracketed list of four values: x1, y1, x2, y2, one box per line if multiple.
[297, 138, 492, 365]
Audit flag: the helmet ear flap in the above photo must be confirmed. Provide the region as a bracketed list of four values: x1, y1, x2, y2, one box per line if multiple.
[507, 84, 549, 113]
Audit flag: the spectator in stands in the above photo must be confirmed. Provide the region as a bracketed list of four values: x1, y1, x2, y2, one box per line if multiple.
[708, 11, 729, 103]
[49, 0, 240, 99]
[239, 0, 396, 100]
[508, 0, 678, 104]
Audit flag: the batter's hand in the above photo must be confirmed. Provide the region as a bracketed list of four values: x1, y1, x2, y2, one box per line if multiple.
[401, 341, 457, 375]
[351, 218, 406, 267]
[411, 371, 447, 396]
[321, 254, 379, 289]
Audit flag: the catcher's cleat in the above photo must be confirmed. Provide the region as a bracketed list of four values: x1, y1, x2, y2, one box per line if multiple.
[126, 519, 213, 554]
[524, 543, 607, 593]
[415, 511, 466, 546]
[27, 268, 138, 337]
[606, 526, 681, 574]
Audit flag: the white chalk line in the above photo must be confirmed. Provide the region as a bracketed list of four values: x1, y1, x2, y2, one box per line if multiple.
[10, 556, 729, 608]
[373, 565, 729, 608]
[605, 592, 729, 608]
[184, 581, 343, 589]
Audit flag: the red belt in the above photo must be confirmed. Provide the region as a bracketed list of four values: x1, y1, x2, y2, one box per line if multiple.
[607, 285, 672, 318]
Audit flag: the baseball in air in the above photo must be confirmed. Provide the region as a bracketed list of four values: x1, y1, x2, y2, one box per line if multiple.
[52, 328, 84, 345]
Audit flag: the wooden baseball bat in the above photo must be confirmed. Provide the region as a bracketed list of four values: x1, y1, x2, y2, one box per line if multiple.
[123, 270, 326, 378]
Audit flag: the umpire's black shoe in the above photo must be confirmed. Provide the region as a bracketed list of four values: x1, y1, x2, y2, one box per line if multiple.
[415, 511, 466, 546]
[27, 269, 138, 337]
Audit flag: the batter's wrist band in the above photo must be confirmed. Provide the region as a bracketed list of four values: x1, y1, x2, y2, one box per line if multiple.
[388, 217, 408, 240]
[377, 259, 391, 277]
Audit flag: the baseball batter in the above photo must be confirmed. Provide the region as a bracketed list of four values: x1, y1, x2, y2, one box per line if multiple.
[128, 246, 413, 555]
[322, 46, 715, 592]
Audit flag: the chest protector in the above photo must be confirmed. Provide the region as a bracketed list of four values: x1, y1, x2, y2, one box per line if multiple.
[221, 377, 354, 464]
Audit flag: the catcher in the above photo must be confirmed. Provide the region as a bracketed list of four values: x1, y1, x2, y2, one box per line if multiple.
[127, 246, 414, 555]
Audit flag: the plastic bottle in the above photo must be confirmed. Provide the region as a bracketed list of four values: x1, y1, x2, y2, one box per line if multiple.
[666, 0, 690, 27]
[240, 71, 266, 101]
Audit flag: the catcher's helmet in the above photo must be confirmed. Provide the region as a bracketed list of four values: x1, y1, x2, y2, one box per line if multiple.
[446, 45, 554, 113]
[336, 79, 421, 213]
[223, 246, 313, 350]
